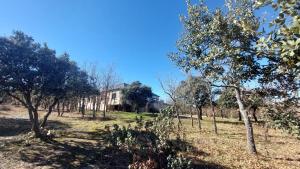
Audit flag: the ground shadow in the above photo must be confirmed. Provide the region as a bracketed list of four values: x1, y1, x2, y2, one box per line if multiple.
[17, 129, 131, 169]
[192, 160, 229, 169]
[168, 139, 228, 169]
[0, 117, 70, 137]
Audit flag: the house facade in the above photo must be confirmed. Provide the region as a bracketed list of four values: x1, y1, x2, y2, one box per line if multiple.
[85, 83, 166, 112]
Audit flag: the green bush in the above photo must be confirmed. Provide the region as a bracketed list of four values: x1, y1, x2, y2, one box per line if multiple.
[105, 107, 192, 169]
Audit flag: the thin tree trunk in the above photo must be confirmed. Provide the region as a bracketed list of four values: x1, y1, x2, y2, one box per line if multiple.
[61, 101, 65, 116]
[264, 122, 269, 142]
[210, 100, 218, 135]
[235, 88, 257, 154]
[220, 109, 224, 118]
[103, 91, 108, 118]
[40, 98, 58, 128]
[190, 107, 194, 127]
[198, 107, 203, 120]
[174, 104, 182, 131]
[197, 107, 202, 130]
[238, 111, 242, 121]
[57, 101, 60, 116]
[81, 98, 85, 118]
[92, 97, 96, 119]
[252, 107, 258, 122]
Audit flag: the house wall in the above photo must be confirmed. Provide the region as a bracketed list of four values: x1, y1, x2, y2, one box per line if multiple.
[83, 88, 166, 112]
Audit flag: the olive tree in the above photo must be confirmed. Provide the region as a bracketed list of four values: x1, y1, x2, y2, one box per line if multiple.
[255, 0, 300, 137]
[170, 0, 260, 154]
[122, 81, 153, 113]
[0, 31, 98, 137]
[176, 76, 209, 130]
[0, 31, 61, 137]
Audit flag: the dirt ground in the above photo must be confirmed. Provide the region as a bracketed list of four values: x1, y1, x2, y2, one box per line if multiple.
[0, 104, 299, 169]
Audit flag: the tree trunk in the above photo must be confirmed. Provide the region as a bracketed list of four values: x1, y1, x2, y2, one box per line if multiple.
[61, 101, 65, 116]
[103, 91, 108, 118]
[81, 98, 85, 118]
[197, 107, 202, 130]
[190, 106, 194, 127]
[40, 98, 58, 128]
[191, 111, 194, 127]
[57, 101, 60, 116]
[251, 107, 258, 122]
[209, 93, 217, 134]
[220, 110, 224, 118]
[197, 107, 203, 120]
[174, 104, 182, 131]
[32, 109, 42, 138]
[235, 88, 257, 154]
[92, 97, 96, 119]
[210, 101, 218, 135]
[238, 111, 242, 121]
[28, 107, 34, 123]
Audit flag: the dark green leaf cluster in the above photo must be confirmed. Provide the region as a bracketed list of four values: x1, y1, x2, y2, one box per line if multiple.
[121, 81, 153, 112]
[105, 107, 192, 169]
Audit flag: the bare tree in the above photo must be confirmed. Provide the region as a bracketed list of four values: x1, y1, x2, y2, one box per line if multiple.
[158, 77, 182, 130]
[99, 64, 120, 118]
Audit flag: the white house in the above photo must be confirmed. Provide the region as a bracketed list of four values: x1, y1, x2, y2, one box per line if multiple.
[85, 83, 166, 112]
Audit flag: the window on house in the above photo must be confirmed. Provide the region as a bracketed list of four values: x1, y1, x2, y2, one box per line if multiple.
[112, 93, 116, 100]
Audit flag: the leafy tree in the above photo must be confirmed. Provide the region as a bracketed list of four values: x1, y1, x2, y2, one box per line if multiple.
[0, 31, 59, 137]
[217, 88, 241, 120]
[122, 81, 153, 113]
[176, 76, 209, 129]
[0, 31, 98, 137]
[255, 0, 300, 136]
[170, 0, 260, 154]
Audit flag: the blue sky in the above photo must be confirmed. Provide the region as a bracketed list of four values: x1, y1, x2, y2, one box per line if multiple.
[0, 0, 225, 100]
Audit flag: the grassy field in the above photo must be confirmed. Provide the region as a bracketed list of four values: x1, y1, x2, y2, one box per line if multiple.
[0, 105, 299, 169]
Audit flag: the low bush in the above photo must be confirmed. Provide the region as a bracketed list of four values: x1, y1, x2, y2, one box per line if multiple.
[105, 107, 192, 169]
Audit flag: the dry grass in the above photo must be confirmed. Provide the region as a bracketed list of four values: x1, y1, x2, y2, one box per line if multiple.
[179, 118, 300, 169]
[0, 106, 299, 169]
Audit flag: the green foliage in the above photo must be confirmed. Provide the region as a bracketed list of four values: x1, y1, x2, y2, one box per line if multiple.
[255, 0, 300, 74]
[170, 0, 260, 84]
[106, 107, 192, 169]
[265, 102, 300, 138]
[122, 81, 153, 112]
[167, 155, 192, 169]
[176, 76, 209, 109]
[255, 0, 299, 98]
[0, 31, 98, 136]
[217, 88, 238, 109]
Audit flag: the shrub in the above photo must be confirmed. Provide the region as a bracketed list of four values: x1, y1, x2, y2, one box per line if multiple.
[105, 107, 192, 169]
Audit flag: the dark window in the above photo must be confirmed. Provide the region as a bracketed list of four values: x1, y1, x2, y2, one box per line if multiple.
[112, 93, 116, 100]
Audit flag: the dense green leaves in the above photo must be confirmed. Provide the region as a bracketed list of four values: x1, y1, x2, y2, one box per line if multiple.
[122, 81, 153, 113]
[0, 31, 98, 137]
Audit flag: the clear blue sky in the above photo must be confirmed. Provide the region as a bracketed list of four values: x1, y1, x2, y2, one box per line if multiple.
[0, 0, 225, 100]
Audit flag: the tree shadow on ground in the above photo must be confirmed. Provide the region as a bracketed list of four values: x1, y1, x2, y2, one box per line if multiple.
[16, 129, 228, 169]
[16, 129, 131, 169]
[168, 139, 228, 169]
[1, 118, 228, 169]
[0, 117, 70, 137]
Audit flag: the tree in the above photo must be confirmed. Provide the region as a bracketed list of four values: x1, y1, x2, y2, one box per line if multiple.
[176, 76, 209, 130]
[170, 0, 260, 154]
[40, 53, 75, 127]
[99, 65, 119, 118]
[159, 77, 183, 130]
[0, 31, 60, 137]
[255, 0, 300, 136]
[122, 81, 153, 113]
[0, 31, 98, 136]
[217, 88, 240, 120]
